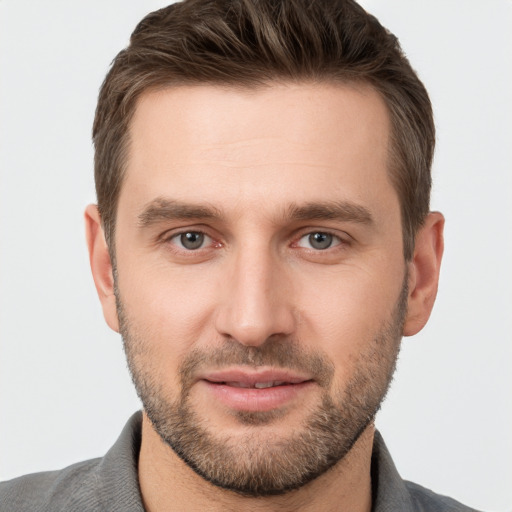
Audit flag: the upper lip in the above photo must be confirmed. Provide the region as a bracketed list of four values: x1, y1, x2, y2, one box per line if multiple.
[200, 367, 313, 386]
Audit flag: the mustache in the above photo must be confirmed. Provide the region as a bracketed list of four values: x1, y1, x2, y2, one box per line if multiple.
[179, 336, 335, 389]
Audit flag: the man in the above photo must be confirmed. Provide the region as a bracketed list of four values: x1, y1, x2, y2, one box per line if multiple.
[0, 0, 481, 510]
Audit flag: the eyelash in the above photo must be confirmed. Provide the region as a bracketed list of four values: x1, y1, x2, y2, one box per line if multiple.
[294, 232, 344, 251]
[162, 228, 349, 255]
[167, 231, 215, 250]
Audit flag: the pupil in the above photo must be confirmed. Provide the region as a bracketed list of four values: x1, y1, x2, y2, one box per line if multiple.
[309, 232, 332, 250]
[181, 232, 204, 250]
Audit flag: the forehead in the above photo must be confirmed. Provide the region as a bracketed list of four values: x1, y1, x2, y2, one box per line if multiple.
[120, 82, 395, 220]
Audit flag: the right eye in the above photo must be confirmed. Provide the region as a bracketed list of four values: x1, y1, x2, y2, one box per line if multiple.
[169, 231, 211, 250]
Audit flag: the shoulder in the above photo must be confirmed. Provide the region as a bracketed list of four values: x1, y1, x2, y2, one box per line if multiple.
[0, 457, 102, 512]
[371, 430, 483, 512]
[405, 480, 483, 512]
[0, 413, 144, 512]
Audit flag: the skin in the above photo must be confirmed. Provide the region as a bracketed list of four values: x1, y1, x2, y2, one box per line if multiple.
[86, 82, 444, 511]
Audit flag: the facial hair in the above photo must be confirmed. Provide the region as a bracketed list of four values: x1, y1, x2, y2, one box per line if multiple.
[117, 276, 408, 497]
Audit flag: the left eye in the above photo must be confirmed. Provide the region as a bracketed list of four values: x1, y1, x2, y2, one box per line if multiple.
[170, 231, 211, 250]
[297, 232, 341, 250]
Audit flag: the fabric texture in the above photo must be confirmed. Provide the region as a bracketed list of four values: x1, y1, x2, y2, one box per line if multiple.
[0, 412, 481, 511]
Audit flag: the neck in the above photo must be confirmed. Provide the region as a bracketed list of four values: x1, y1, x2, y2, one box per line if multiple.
[138, 413, 374, 512]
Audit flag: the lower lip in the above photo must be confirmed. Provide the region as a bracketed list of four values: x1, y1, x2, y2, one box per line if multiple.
[200, 380, 314, 412]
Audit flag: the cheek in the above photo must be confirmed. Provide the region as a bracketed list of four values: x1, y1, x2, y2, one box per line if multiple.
[293, 264, 403, 371]
[117, 259, 220, 369]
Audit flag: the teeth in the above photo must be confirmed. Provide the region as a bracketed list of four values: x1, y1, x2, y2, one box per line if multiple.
[223, 381, 288, 389]
[254, 381, 286, 389]
[222, 381, 290, 389]
[254, 382, 274, 389]
[226, 382, 252, 388]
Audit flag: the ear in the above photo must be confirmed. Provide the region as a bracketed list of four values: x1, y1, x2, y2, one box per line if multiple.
[403, 212, 445, 336]
[84, 204, 119, 333]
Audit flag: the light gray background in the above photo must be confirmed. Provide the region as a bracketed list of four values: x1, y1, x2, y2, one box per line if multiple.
[0, 1, 511, 510]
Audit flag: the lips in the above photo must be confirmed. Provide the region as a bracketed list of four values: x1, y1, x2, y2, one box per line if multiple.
[199, 368, 314, 412]
[202, 368, 311, 387]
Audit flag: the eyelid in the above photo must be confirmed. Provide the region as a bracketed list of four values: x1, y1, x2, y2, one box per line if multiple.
[157, 225, 351, 254]
[296, 234, 341, 252]
[170, 231, 213, 250]
[159, 226, 219, 249]
[291, 228, 352, 246]
[158, 224, 211, 241]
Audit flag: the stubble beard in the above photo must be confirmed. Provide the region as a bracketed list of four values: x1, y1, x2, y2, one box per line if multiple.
[117, 277, 407, 497]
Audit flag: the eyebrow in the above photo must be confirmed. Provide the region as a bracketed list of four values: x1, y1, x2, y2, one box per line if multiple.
[286, 201, 374, 225]
[137, 197, 374, 228]
[138, 198, 224, 227]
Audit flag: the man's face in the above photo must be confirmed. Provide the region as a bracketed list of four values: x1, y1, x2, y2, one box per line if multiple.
[114, 83, 407, 495]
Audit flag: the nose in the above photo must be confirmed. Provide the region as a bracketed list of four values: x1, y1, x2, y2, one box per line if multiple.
[214, 244, 296, 347]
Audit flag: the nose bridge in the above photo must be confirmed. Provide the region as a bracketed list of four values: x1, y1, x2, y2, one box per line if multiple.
[215, 239, 295, 346]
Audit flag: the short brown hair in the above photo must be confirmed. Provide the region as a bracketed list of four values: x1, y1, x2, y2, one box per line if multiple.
[93, 0, 434, 260]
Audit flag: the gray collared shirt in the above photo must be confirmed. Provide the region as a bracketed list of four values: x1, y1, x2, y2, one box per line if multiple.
[0, 412, 481, 511]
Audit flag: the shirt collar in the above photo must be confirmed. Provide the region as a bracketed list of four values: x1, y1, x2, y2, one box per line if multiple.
[371, 430, 415, 511]
[95, 412, 413, 511]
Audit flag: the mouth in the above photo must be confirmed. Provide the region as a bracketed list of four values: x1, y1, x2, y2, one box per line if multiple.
[213, 380, 297, 389]
[202, 368, 312, 387]
[198, 368, 315, 412]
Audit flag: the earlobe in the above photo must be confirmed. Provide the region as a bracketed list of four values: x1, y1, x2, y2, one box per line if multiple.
[84, 204, 120, 333]
[403, 212, 445, 337]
